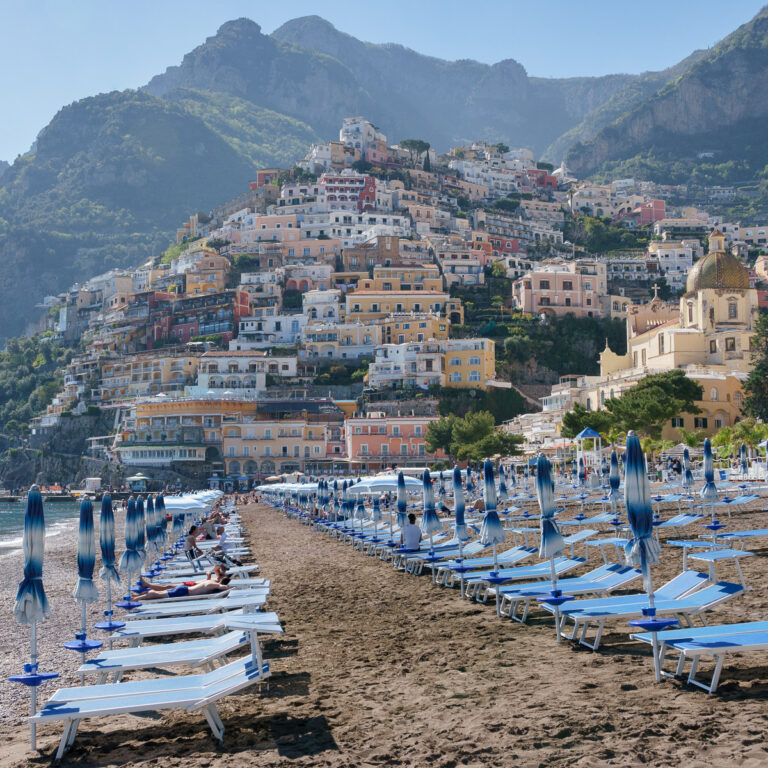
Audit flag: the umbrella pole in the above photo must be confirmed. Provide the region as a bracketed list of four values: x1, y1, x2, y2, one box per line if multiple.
[646, 573, 663, 683]
[458, 538, 465, 599]
[493, 543, 500, 617]
[550, 556, 562, 643]
[30, 621, 37, 750]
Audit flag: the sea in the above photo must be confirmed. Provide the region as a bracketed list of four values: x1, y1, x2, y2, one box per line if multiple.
[0, 498, 81, 552]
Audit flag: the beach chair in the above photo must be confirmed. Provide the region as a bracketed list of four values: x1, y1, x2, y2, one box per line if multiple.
[544, 576, 742, 650]
[631, 620, 768, 693]
[558, 512, 615, 528]
[436, 546, 537, 587]
[468, 557, 586, 601]
[717, 527, 768, 548]
[32, 656, 270, 760]
[497, 564, 641, 622]
[122, 588, 269, 619]
[110, 611, 282, 646]
[402, 540, 488, 575]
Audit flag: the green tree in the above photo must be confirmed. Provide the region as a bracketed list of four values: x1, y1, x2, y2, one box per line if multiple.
[743, 311, 768, 420]
[425, 415, 456, 455]
[491, 261, 507, 278]
[560, 403, 616, 439]
[425, 410, 523, 461]
[400, 139, 430, 166]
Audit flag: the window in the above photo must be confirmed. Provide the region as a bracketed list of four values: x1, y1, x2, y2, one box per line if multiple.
[400, 444, 408, 455]
[710, 387, 720, 402]
[468, 371, 481, 382]
[710, 340, 717, 353]
[415, 425, 422, 436]
[671, 417, 684, 428]
[734, 391, 744, 407]
[694, 417, 708, 429]
[468, 356, 481, 366]
[659, 335, 664, 354]
[418, 444, 426, 456]
[381, 445, 389, 456]
[586, 298, 592, 306]
[392, 426, 400, 436]
[563, 281, 573, 291]
[449, 372, 462, 382]
[264, 446, 271, 457]
[450, 357, 461, 366]
[726, 337, 736, 352]
[539, 280, 550, 290]
[227, 447, 235, 457]
[728, 302, 737, 319]
[265, 428, 272, 439]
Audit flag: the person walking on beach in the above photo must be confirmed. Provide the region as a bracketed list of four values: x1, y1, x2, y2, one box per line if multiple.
[400, 513, 422, 551]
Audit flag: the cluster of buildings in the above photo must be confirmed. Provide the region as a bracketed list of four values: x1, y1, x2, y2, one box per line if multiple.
[28, 116, 768, 486]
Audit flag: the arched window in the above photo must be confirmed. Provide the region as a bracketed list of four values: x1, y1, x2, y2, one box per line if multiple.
[229, 460, 241, 475]
[468, 356, 481, 365]
[449, 372, 462, 382]
[468, 371, 481, 382]
[734, 391, 744, 407]
[710, 388, 719, 402]
[687, 304, 694, 323]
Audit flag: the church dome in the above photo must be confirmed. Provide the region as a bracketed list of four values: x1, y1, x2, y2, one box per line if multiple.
[685, 249, 750, 293]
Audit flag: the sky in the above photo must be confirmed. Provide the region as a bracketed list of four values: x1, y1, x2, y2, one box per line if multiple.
[1, 0, 765, 163]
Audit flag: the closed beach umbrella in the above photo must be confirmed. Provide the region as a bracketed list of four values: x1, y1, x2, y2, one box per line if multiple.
[465, 471, 474, 495]
[73, 499, 99, 604]
[396, 471, 408, 529]
[700, 438, 718, 503]
[682, 448, 694, 489]
[11, 487, 57, 749]
[453, 467, 467, 541]
[498, 464, 508, 502]
[623, 430, 671, 681]
[372, 495, 382, 524]
[480, 459, 506, 615]
[609, 450, 621, 518]
[118, 497, 143, 600]
[96, 494, 124, 636]
[135, 496, 147, 565]
[420, 469, 443, 547]
[156, 494, 167, 549]
[355, 497, 367, 535]
[145, 495, 158, 558]
[536, 454, 567, 641]
[171, 509, 184, 541]
[740, 442, 748, 477]
[578, 456, 586, 486]
[509, 466, 516, 490]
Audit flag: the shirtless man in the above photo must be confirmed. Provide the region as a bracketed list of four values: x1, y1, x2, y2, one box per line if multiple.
[136, 570, 232, 600]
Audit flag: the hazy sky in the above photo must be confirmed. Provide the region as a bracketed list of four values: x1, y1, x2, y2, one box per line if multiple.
[1, 0, 765, 162]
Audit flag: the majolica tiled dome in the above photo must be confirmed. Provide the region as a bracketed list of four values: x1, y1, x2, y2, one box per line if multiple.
[686, 239, 749, 293]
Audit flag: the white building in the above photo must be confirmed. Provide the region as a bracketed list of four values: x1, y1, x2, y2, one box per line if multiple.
[233, 310, 307, 350]
[303, 289, 343, 325]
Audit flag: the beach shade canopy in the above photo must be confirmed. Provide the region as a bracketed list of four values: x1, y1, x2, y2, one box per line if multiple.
[98, 495, 120, 585]
[13, 487, 51, 626]
[700, 438, 718, 502]
[453, 467, 467, 541]
[145, 495, 159, 557]
[537, 455, 564, 560]
[396, 472, 408, 528]
[118, 498, 144, 575]
[609, 451, 621, 497]
[135, 496, 147, 564]
[741, 442, 748, 475]
[480, 459, 505, 546]
[156, 494, 167, 547]
[623, 432, 661, 593]
[575, 427, 601, 440]
[72, 499, 99, 604]
[420, 469, 443, 537]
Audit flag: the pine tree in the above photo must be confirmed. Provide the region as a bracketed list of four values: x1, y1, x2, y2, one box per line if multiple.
[743, 312, 768, 420]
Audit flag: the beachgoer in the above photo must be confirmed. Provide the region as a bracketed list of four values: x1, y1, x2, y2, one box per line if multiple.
[400, 513, 422, 551]
[184, 525, 203, 563]
[137, 573, 232, 600]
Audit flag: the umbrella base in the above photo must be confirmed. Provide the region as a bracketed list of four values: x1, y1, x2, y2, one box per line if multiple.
[537, 591, 574, 606]
[116, 598, 141, 610]
[9, 671, 58, 687]
[484, 574, 510, 586]
[629, 617, 678, 633]
[95, 620, 126, 631]
[64, 634, 103, 652]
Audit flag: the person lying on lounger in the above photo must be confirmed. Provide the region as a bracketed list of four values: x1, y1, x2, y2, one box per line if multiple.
[136, 572, 232, 600]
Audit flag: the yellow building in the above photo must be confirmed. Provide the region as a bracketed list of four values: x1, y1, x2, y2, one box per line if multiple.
[345, 290, 463, 325]
[185, 254, 231, 296]
[357, 270, 444, 292]
[99, 351, 201, 402]
[377, 312, 449, 344]
[443, 338, 496, 389]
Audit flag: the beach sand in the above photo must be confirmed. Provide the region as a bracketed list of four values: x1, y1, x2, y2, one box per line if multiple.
[2, 499, 768, 767]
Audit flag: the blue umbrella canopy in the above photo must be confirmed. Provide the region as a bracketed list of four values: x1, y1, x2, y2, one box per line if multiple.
[13, 487, 50, 625]
[623, 431, 660, 591]
[98, 494, 120, 585]
[171, 509, 185, 540]
[372, 495, 382, 523]
[118, 498, 144, 574]
[498, 464, 508, 502]
[145, 495, 158, 556]
[480, 459, 505, 545]
[537, 454, 564, 559]
[420, 469, 443, 536]
[700, 438, 718, 502]
[609, 451, 621, 498]
[396, 471, 408, 528]
[453, 466, 467, 540]
[72, 498, 99, 604]
[465, 472, 475, 494]
[578, 456, 586, 485]
[355, 498, 367, 520]
[682, 448, 694, 488]
[740, 442, 748, 475]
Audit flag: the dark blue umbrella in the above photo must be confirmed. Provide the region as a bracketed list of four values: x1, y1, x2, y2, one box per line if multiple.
[452, 467, 469, 596]
[145, 495, 159, 559]
[11, 487, 57, 749]
[682, 448, 694, 489]
[624, 431, 673, 681]
[96, 494, 124, 636]
[536, 454, 569, 641]
[420, 469, 443, 547]
[156, 494, 168, 551]
[740, 442, 748, 477]
[609, 450, 621, 518]
[135, 496, 147, 566]
[396, 472, 408, 529]
[498, 464, 508, 502]
[578, 456, 586, 487]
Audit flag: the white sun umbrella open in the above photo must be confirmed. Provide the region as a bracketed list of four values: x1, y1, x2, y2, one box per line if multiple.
[10, 487, 58, 750]
[480, 459, 507, 616]
[535, 454, 570, 642]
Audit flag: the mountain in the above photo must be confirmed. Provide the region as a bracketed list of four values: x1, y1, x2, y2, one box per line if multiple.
[566, 7, 768, 178]
[0, 12, 760, 337]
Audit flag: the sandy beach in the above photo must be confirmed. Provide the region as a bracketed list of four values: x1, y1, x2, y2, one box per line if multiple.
[2, 498, 768, 767]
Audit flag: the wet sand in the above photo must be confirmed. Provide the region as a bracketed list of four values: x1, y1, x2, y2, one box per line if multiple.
[2, 499, 768, 767]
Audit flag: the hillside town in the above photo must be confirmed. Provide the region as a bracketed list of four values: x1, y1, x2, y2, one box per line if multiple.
[26, 116, 768, 489]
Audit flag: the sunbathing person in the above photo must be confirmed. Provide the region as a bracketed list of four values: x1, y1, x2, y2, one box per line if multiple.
[139, 564, 229, 592]
[137, 573, 232, 600]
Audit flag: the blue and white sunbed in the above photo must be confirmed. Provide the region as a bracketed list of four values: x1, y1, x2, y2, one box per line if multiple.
[467, 557, 586, 601]
[631, 620, 768, 693]
[436, 546, 537, 587]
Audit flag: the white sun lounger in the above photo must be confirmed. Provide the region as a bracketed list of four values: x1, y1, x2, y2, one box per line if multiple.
[123, 589, 269, 619]
[468, 557, 586, 601]
[631, 620, 768, 693]
[32, 655, 270, 760]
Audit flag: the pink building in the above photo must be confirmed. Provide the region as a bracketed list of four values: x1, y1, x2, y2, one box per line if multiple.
[512, 260, 608, 319]
[634, 199, 666, 226]
[345, 413, 446, 472]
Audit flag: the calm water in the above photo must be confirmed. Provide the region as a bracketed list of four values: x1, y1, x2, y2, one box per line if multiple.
[0, 499, 81, 549]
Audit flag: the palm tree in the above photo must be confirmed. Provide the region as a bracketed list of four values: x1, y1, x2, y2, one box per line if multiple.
[677, 427, 706, 448]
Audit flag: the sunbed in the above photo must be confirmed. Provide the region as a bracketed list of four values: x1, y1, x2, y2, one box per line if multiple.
[121, 588, 269, 619]
[32, 656, 270, 759]
[543, 575, 742, 650]
[402, 540, 488, 575]
[467, 557, 586, 601]
[497, 564, 641, 622]
[436, 546, 537, 587]
[631, 620, 768, 693]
